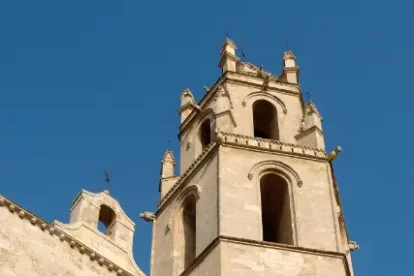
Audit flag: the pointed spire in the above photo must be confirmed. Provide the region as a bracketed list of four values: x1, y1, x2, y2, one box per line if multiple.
[161, 150, 176, 165]
[161, 150, 175, 179]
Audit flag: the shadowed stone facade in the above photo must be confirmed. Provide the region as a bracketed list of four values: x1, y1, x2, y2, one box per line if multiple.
[0, 37, 358, 276]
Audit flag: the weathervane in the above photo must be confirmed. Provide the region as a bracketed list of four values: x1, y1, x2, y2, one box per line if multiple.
[285, 42, 289, 50]
[103, 168, 111, 192]
[225, 31, 229, 38]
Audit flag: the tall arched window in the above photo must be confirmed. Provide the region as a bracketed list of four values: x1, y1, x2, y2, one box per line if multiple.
[199, 119, 211, 149]
[260, 173, 293, 245]
[98, 205, 116, 235]
[174, 189, 199, 275]
[252, 100, 279, 140]
[182, 195, 197, 269]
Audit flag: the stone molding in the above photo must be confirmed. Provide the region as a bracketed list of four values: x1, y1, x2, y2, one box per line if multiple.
[219, 132, 326, 159]
[241, 91, 288, 114]
[156, 142, 217, 211]
[247, 160, 303, 187]
[179, 235, 352, 276]
[0, 195, 142, 276]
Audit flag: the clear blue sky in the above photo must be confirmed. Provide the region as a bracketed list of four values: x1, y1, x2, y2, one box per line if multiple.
[1, 0, 412, 274]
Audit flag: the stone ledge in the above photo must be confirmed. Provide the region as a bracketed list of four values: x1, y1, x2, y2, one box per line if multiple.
[218, 132, 327, 159]
[0, 195, 138, 276]
[180, 235, 352, 276]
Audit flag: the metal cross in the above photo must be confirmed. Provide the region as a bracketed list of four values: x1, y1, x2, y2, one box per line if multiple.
[225, 31, 229, 38]
[285, 42, 289, 50]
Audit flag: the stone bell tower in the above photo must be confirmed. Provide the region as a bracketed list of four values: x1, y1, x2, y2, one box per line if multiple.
[146, 38, 358, 276]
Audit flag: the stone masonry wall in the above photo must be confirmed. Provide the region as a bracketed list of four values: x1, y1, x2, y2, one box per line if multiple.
[151, 152, 219, 276]
[220, 239, 348, 276]
[0, 201, 123, 276]
[219, 146, 342, 252]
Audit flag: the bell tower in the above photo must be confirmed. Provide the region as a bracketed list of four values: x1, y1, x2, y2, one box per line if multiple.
[146, 38, 358, 276]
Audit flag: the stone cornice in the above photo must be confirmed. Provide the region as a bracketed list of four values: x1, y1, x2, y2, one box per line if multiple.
[156, 142, 218, 214]
[217, 132, 326, 159]
[179, 235, 352, 276]
[225, 71, 300, 94]
[0, 195, 141, 276]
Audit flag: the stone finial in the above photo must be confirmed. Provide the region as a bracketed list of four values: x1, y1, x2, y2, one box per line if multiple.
[180, 88, 195, 105]
[281, 49, 299, 84]
[220, 37, 237, 55]
[305, 101, 323, 121]
[139, 211, 155, 222]
[179, 88, 196, 123]
[161, 150, 176, 165]
[219, 37, 239, 74]
[327, 146, 342, 162]
[283, 50, 296, 61]
[161, 150, 175, 179]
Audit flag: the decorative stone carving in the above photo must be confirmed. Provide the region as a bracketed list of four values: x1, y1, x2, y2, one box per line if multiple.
[348, 241, 360, 251]
[162, 150, 176, 165]
[139, 212, 155, 222]
[213, 83, 234, 109]
[327, 146, 342, 162]
[283, 50, 296, 60]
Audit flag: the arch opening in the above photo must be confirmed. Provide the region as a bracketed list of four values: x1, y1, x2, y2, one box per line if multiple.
[252, 100, 279, 140]
[260, 173, 293, 245]
[98, 204, 116, 235]
[199, 119, 211, 149]
[182, 194, 197, 269]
